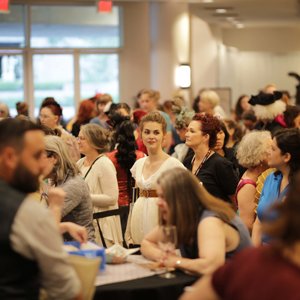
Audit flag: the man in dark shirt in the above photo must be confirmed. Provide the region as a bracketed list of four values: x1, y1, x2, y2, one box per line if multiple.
[0, 118, 81, 299]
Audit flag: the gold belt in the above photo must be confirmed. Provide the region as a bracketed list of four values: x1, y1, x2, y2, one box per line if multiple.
[139, 189, 158, 198]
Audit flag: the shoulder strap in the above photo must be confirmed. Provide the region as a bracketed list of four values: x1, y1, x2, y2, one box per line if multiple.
[236, 179, 256, 193]
[83, 155, 103, 179]
[234, 179, 257, 208]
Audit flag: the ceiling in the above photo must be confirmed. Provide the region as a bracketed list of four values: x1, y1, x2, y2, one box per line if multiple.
[12, 0, 300, 29]
[116, 0, 300, 29]
[189, 0, 300, 28]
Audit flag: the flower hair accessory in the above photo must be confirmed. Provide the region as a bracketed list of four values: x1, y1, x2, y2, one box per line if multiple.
[175, 107, 195, 130]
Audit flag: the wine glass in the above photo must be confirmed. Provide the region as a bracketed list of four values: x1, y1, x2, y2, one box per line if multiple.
[158, 225, 177, 279]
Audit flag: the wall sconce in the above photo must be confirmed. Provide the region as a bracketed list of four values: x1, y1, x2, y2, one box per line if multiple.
[175, 64, 191, 89]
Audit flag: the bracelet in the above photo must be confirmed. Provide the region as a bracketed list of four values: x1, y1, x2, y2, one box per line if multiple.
[175, 259, 182, 267]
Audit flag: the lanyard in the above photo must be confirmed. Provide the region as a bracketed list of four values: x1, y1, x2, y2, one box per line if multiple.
[191, 150, 212, 176]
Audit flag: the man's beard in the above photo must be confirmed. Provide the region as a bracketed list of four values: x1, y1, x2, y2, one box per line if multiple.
[11, 162, 40, 194]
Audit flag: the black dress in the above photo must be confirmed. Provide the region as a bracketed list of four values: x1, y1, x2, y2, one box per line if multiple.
[184, 152, 238, 204]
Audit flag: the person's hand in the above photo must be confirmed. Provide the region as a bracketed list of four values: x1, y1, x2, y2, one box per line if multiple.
[161, 253, 178, 268]
[47, 187, 66, 209]
[60, 222, 88, 243]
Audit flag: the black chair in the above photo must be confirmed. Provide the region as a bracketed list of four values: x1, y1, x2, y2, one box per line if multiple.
[93, 209, 123, 248]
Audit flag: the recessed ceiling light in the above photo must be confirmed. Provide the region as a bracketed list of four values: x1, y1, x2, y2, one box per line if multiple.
[215, 8, 227, 14]
[202, 0, 214, 3]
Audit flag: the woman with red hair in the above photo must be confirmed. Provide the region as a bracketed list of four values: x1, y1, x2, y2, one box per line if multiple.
[184, 113, 238, 206]
[71, 99, 96, 137]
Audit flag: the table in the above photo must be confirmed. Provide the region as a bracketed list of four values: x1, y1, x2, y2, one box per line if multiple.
[94, 270, 198, 300]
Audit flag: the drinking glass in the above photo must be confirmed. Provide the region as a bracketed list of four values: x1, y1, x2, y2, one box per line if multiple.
[158, 225, 177, 279]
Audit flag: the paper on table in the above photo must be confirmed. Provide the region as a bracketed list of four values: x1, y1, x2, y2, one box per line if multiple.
[126, 255, 152, 264]
[95, 258, 156, 286]
[106, 244, 140, 258]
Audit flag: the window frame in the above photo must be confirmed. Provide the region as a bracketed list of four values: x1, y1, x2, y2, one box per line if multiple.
[0, 3, 122, 117]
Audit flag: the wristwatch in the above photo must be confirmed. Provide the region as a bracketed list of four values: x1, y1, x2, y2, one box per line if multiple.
[175, 259, 182, 267]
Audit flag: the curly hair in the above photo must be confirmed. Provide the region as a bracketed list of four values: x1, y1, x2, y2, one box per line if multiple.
[192, 113, 221, 148]
[114, 119, 138, 198]
[236, 131, 271, 168]
[115, 120, 137, 169]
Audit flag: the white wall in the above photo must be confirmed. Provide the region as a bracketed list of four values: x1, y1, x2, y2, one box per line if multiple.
[223, 27, 300, 52]
[218, 47, 300, 104]
[120, 2, 191, 105]
[119, 2, 151, 106]
[191, 19, 300, 107]
[150, 2, 190, 101]
[190, 16, 220, 103]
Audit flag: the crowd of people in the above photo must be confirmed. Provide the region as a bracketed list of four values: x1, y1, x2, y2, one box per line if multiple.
[1, 84, 300, 299]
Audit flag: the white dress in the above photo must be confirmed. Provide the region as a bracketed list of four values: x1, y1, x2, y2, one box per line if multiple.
[77, 155, 123, 247]
[128, 156, 185, 244]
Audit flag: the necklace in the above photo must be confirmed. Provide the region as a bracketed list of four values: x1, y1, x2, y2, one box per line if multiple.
[191, 150, 212, 176]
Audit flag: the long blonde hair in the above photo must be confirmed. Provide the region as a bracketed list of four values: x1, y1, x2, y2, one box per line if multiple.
[157, 168, 235, 244]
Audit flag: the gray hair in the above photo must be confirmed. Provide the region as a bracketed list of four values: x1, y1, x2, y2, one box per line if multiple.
[236, 131, 271, 168]
[80, 123, 111, 153]
[45, 135, 79, 185]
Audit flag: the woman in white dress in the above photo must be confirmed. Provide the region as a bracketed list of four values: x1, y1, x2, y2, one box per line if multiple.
[127, 112, 185, 245]
[77, 124, 122, 247]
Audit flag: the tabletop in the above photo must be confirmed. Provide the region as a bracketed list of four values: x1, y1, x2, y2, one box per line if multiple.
[94, 267, 198, 300]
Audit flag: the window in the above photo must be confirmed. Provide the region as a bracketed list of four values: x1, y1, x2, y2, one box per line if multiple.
[0, 5, 25, 48]
[80, 54, 119, 101]
[31, 6, 120, 48]
[0, 54, 23, 114]
[33, 55, 74, 117]
[0, 4, 121, 119]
